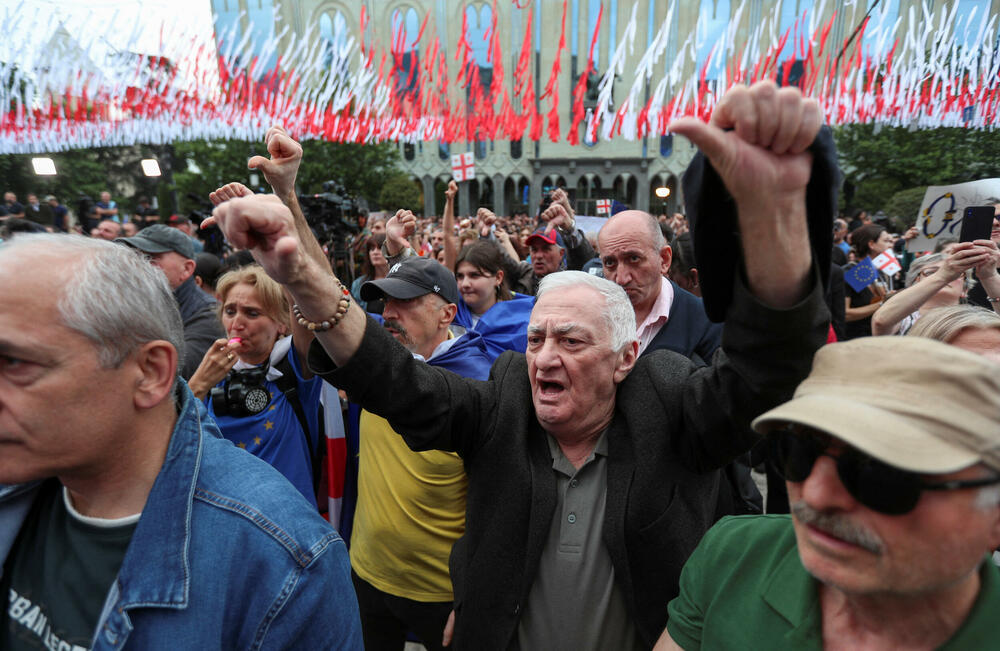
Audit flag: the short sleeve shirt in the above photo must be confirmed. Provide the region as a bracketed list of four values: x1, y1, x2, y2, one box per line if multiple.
[667, 515, 1000, 650]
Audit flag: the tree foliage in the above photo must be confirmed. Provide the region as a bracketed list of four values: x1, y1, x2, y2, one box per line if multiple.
[834, 124, 1000, 219]
[881, 187, 929, 227]
[172, 138, 402, 214]
[0, 146, 162, 214]
[0, 138, 404, 220]
[377, 172, 422, 213]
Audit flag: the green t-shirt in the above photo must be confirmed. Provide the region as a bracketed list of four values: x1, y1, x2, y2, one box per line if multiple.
[667, 514, 1000, 650]
[1, 481, 137, 650]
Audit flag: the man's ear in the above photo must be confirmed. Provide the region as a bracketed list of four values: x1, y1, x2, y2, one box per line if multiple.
[133, 340, 178, 409]
[613, 340, 639, 384]
[181, 258, 196, 282]
[660, 245, 673, 276]
[441, 302, 458, 328]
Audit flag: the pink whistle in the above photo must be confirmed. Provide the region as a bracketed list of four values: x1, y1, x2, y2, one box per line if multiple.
[228, 337, 242, 345]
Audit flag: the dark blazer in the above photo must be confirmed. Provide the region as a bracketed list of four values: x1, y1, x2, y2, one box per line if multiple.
[641, 280, 722, 365]
[311, 274, 827, 649]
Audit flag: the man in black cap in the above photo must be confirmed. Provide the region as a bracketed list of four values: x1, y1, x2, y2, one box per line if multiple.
[117, 224, 224, 379]
[351, 256, 492, 651]
[166, 214, 205, 253]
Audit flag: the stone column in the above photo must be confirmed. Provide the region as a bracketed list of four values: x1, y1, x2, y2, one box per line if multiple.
[636, 166, 651, 213]
[422, 175, 436, 217]
[458, 179, 472, 219]
[492, 174, 507, 217]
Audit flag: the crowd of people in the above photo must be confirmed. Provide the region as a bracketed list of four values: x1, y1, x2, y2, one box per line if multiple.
[2, 80, 999, 650]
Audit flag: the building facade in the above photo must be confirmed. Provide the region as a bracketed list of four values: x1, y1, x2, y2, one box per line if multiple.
[212, 0, 996, 217]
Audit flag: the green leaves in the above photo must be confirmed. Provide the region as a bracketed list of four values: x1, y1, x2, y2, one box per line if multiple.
[835, 124, 1000, 224]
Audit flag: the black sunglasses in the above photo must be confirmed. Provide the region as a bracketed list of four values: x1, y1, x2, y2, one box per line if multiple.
[768, 426, 1000, 515]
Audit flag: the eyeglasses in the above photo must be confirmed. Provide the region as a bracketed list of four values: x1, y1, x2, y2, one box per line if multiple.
[769, 426, 1000, 515]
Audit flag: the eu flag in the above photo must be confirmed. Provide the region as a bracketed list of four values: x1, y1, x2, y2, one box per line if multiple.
[845, 257, 878, 293]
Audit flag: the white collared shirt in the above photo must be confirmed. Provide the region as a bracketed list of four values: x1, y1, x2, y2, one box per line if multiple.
[635, 276, 674, 355]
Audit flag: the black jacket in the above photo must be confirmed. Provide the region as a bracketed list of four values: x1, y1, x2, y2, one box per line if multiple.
[641, 280, 722, 366]
[310, 272, 827, 649]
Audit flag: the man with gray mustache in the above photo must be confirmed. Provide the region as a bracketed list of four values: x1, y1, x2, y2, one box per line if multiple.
[352, 256, 491, 650]
[657, 336, 1000, 650]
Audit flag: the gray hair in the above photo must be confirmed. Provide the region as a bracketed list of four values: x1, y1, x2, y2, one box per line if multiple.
[905, 253, 944, 287]
[906, 252, 974, 291]
[0, 234, 184, 369]
[535, 271, 636, 352]
[907, 305, 1000, 343]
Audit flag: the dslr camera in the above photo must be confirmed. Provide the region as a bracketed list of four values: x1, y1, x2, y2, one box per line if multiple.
[211, 366, 271, 417]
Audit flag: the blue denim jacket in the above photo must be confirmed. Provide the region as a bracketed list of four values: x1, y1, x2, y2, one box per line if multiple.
[0, 383, 362, 650]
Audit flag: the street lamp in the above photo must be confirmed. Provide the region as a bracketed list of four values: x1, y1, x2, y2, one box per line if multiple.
[141, 159, 162, 177]
[654, 186, 671, 215]
[31, 157, 56, 175]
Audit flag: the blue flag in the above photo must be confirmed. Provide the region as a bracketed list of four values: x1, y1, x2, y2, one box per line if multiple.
[845, 257, 879, 292]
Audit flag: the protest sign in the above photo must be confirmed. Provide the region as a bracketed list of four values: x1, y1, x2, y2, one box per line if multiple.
[907, 179, 1000, 252]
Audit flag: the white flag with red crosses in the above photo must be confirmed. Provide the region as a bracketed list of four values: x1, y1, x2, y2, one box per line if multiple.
[872, 250, 902, 276]
[451, 152, 475, 182]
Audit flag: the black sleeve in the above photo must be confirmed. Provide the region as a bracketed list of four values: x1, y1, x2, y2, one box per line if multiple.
[562, 228, 597, 271]
[308, 317, 500, 461]
[828, 264, 846, 340]
[645, 265, 829, 472]
[683, 126, 840, 322]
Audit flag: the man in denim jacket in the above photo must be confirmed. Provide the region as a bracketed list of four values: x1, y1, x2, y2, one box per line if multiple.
[0, 234, 361, 650]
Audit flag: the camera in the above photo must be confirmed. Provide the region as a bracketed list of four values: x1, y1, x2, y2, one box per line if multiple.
[210, 366, 271, 417]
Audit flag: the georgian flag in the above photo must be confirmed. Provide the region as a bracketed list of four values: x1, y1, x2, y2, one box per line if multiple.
[320, 383, 347, 527]
[872, 250, 902, 276]
[451, 151, 475, 182]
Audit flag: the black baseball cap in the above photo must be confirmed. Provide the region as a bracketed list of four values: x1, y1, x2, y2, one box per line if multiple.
[117, 224, 195, 259]
[361, 257, 459, 305]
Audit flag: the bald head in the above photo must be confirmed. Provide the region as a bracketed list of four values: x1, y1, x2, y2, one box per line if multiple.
[601, 211, 666, 250]
[598, 210, 672, 322]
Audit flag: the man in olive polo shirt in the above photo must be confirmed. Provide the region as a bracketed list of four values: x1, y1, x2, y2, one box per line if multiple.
[657, 337, 1000, 651]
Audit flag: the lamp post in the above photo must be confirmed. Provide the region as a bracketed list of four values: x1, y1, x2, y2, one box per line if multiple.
[654, 185, 670, 215]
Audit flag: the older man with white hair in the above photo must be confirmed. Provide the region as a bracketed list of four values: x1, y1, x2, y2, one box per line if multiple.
[657, 336, 1000, 651]
[206, 80, 833, 649]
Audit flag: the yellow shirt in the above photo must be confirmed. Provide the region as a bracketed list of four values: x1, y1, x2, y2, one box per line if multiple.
[350, 410, 467, 601]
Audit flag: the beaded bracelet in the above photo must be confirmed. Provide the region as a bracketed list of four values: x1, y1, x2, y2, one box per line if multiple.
[988, 296, 1000, 304]
[293, 282, 352, 332]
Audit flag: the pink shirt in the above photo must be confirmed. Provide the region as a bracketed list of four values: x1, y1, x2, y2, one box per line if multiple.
[636, 276, 674, 355]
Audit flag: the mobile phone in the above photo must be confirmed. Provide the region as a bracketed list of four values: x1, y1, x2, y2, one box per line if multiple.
[959, 206, 996, 242]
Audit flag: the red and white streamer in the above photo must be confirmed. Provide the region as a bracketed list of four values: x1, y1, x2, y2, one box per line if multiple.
[2, 0, 999, 153]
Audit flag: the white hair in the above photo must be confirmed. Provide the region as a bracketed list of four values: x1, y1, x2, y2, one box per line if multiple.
[535, 270, 636, 352]
[0, 234, 184, 369]
[907, 305, 1000, 343]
